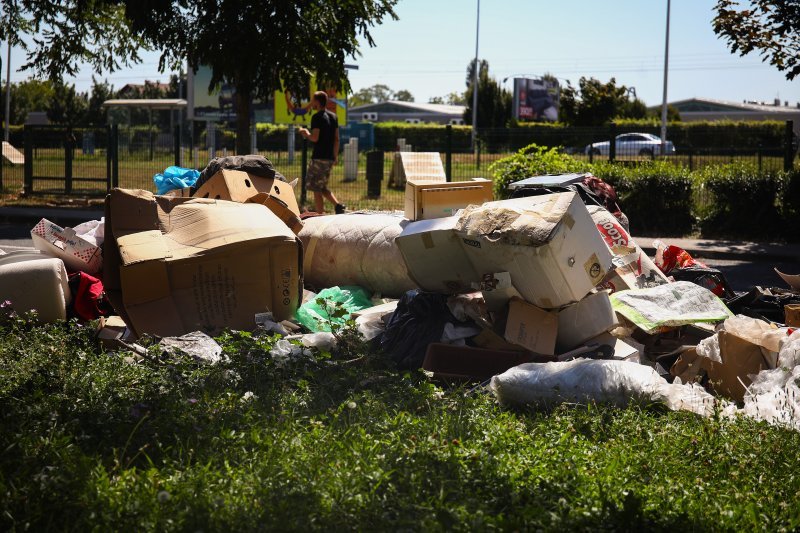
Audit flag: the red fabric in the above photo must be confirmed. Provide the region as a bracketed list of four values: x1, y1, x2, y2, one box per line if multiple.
[582, 175, 624, 220]
[69, 271, 107, 320]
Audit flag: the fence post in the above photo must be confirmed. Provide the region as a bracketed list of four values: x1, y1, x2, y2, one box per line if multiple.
[609, 123, 616, 162]
[300, 138, 308, 206]
[64, 134, 73, 194]
[23, 126, 33, 194]
[174, 127, 181, 167]
[111, 124, 119, 188]
[445, 124, 452, 182]
[688, 148, 693, 172]
[785, 120, 794, 172]
[757, 145, 763, 172]
[106, 126, 112, 192]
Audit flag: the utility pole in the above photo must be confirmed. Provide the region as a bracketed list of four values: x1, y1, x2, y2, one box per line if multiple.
[471, 0, 480, 152]
[660, 0, 671, 155]
[4, 40, 11, 142]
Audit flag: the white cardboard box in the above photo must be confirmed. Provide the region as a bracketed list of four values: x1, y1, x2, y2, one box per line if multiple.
[395, 216, 480, 293]
[504, 297, 558, 355]
[454, 193, 614, 309]
[31, 218, 102, 274]
[555, 290, 618, 353]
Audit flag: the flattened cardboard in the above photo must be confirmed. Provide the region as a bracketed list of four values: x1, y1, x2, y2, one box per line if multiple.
[456, 193, 613, 309]
[556, 290, 618, 352]
[30, 218, 102, 274]
[404, 178, 492, 221]
[389, 152, 446, 188]
[504, 297, 558, 355]
[395, 216, 480, 293]
[585, 332, 640, 360]
[103, 189, 303, 338]
[708, 331, 771, 402]
[96, 315, 136, 350]
[472, 327, 529, 352]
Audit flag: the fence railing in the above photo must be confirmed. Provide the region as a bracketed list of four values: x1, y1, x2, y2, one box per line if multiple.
[2, 121, 796, 213]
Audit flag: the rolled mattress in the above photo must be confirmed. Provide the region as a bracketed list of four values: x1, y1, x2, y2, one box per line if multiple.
[299, 213, 417, 297]
[0, 251, 72, 322]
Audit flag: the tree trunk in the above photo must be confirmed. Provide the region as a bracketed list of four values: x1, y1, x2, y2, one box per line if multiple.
[234, 84, 252, 155]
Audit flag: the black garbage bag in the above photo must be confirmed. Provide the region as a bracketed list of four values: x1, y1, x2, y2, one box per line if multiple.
[725, 287, 800, 324]
[194, 154, 286, 192]
[670, 266, 736, 300]
[380, 290, 456, 369]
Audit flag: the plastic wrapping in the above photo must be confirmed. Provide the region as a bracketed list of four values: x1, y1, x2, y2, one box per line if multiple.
[153, 166, 200, 195]
[295, 286, 373, 333]
[739, 366, 800, 431]
[490, 359, 717, 417]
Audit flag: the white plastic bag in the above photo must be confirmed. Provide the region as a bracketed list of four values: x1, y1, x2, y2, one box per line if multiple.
[777, 330, 800, 368]
[490, 359, 717, 417]
[739, 366, 800, 431]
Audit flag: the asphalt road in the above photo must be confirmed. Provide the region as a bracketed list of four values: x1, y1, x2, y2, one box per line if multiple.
[0, 221, 796, 292]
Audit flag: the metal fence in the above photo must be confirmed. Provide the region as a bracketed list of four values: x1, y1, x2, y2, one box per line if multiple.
[1, 121, 796, 212]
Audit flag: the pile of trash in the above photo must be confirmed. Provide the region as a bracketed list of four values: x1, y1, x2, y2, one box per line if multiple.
[4, 160, 800, 431]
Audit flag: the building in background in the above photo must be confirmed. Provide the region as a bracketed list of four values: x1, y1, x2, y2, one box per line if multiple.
[349, 101, 465, 124]
[655, 97, 800, 136]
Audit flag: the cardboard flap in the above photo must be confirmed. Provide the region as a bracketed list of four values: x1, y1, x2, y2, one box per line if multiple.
[108, 188, 161, 235]
[117, 230, 172, 265]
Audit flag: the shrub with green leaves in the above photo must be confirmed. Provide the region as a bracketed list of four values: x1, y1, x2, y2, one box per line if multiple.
[593, 161, 694, 236]
[489, 143, 585, 199]
[696, 162, 783, 239]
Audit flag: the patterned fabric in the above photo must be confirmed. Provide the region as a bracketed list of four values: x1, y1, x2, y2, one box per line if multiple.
[306, 159, 335, 192]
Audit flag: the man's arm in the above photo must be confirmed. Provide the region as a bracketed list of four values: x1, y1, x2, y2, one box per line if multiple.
[333, 127, 340, 164]
[299, 127, 320, 143]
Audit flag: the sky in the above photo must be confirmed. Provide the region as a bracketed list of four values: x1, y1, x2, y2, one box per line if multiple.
[4, 0, 799, 108]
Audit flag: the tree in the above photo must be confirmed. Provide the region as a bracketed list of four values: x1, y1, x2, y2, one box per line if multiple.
[462, 59, 511, 128]
[85, 77, 116, 125]
[558, 77, 647, 126]
[713, 0, 800, 80]
[349, 84, 413, 106]
[394, 89, 414, 102]
[428, 92, 466, 106]
[47, 82, 88, 131]
[4, 0, 399, 154]
[0, 79, 54, 125]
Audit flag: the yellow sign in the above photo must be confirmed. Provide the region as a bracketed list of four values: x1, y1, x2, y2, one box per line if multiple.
[274, 78, 347, 125]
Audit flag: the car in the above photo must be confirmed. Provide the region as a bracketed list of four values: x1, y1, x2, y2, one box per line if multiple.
[584, 132, 676, 157]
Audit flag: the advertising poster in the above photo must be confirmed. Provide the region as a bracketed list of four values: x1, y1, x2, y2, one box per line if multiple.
[274, 78, 347, 125]
[188, 65, 274, 122]
[513, 77, 560, 122]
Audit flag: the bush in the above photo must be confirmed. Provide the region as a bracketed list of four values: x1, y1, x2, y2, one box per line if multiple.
[488, 143, 585, 199]
[782, 170, 800, 240]
[593, 161, 694, 236]
[696, 162, 783, 239]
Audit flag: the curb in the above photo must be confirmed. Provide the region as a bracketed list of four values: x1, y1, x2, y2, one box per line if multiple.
[0, 206, 104, 227]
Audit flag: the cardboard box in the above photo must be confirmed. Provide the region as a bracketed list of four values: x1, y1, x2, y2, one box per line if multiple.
[471, 272, 522, 314]
[455, 193, 613, 309]
[193, 169, 301, 224]
[248, 192, 303, 235]
[472, 327, 529, 352]
[404, 178, 492, 221]
[395, 216, 480, 293]
[103, 189, 303, 338]
[96, 315, 136, 350]
[389, 152, 446, 188]
[31, 218, 103, 274]
[556, 290, 618, 353]
[161, 186, 193, 198]
[670, 331, 772, 402]
[504, 297, 558, 355]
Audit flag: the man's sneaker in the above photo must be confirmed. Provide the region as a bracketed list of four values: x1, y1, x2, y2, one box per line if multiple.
[335, 203, 346, 214]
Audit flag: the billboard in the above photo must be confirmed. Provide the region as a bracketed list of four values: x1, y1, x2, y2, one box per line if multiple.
[274, 78, 347, 125]
[512, 77, 560, 122]
[188, 65, 274, 122]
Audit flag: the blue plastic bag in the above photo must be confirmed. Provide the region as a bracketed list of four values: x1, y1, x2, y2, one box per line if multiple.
[153, 166, 201, 195]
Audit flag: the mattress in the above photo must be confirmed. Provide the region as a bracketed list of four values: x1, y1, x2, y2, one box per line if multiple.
[299, 213, 418, 297]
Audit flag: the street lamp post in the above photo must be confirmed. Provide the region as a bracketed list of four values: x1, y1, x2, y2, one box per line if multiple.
[471, 0, 480, 152]
[660, 0, 671, 154]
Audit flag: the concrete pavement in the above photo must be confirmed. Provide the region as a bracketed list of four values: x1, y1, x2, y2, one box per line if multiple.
[2, 204, 800, 263]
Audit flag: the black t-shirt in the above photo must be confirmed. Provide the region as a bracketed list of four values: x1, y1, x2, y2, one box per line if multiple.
[310, 109, 338, 160]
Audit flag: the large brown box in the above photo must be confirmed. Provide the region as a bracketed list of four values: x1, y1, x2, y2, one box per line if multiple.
[103, 189, 303, 337]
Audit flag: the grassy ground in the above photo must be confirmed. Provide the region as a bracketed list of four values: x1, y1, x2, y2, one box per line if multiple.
[2, 315, 799, 530]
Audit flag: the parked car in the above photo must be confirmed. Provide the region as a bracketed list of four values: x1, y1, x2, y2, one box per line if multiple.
[584, 133, 676, 156]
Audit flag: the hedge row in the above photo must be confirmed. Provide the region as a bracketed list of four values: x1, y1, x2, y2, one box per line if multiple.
[489, 143, 800, 241]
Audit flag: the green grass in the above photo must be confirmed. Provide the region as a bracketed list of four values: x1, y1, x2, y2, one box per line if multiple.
[1, 315, 799, 530]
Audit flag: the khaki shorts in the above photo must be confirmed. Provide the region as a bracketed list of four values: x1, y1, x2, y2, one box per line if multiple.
[306, 159, 335, 192]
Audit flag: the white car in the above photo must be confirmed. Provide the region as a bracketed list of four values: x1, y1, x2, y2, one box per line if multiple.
[584, 133, 676, 156]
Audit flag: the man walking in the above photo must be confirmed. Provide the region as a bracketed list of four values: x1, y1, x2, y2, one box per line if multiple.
[299, 91, 346, 214]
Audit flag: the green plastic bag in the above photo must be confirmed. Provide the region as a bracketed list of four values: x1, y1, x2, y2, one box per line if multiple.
[295, 286, 373, 332]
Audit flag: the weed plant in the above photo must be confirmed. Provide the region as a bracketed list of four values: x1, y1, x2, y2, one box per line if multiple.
[1, 314, 800, 530]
